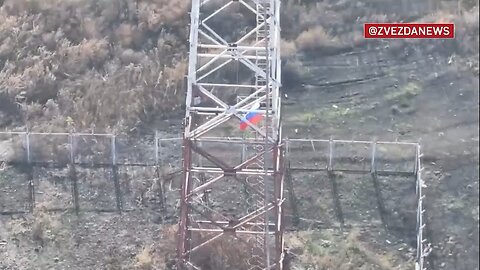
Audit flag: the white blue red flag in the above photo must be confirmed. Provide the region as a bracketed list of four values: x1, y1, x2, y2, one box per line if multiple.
[240, 102, 263, 130]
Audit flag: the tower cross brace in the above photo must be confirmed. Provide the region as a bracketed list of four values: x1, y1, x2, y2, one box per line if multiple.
[178, 0, 285, 269]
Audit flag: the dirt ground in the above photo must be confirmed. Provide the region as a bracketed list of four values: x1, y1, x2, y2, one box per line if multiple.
[281, 43, 479, 269]
[280, 7, 479, 268]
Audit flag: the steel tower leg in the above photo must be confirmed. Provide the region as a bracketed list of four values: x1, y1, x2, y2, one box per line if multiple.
[178, 0, 284, 269]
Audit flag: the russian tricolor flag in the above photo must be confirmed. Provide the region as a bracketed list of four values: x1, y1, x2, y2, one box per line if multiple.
[240, 102, 263, 130]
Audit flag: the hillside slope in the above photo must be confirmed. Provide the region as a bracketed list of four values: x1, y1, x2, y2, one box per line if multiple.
[0, 0, 478, 270]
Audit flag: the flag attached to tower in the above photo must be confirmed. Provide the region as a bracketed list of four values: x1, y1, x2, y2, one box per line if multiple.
[240, 102, 263, 130]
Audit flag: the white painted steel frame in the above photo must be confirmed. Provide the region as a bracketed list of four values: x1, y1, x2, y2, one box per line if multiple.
[184, 0, 281, 140]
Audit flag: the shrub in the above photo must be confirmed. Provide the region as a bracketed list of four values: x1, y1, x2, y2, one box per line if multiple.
[295, 26, 341, 51]
[281, 39, 297, 58]
[135, 246, 154, 270]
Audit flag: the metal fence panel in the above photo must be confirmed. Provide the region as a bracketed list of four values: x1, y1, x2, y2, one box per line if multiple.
[115, 135, 156, 165]
[76, 167, 117, 211]
[375, 142, 417, 173]
[332, 141, 372, 172]
[74, 135, 113, 165]
[29, 134, 70, 164]
[34, 167, 72, 210]
[0, 132, 27, 163]
[287, 140, 329, 170]
[0, 168, 30, 213]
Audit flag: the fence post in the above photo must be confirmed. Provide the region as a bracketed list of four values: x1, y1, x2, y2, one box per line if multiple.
[370, 139, 388, 229]
[25, 131, 35, 212]
[327, 137, 344, 229]
[284, 139, 300, 227]
[69, 132, 80, 214]
[111, 134, 122, 213]
[155, 131, 166, 215]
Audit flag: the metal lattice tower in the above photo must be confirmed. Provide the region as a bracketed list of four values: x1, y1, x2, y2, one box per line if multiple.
[178, 0, 284, 269]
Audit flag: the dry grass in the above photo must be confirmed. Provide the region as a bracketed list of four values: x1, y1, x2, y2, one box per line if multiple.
[295, 26, 341, 51]
[190, 233, 255, 270]
[2, 0, 476, 132]
[31, 210, 61, 246]
[135, 246, 154, 270]
[0, 0, 188, 132]
[383, 6, 479, 56]
[6, 217, 30, 238]
[285, 229, 411, 270]
[281, 39, 298, 58]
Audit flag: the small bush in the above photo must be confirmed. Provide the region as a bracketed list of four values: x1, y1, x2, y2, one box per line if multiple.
[31, 211, 60, 246]
[135, 246, 154, 270]
[295, 26, 341, 51]
[281, 39, 297, 58]
[31, 217, 45, 245]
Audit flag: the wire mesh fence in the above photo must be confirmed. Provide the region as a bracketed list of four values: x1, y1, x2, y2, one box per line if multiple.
[286, 138, 418, 175]
[1, 133, 420, 214]
[0, 131, 428, 268]
[0, 131, 183, 215]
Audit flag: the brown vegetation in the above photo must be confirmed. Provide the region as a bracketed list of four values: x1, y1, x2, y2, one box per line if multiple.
[2, 0, 477, 133]
[0, 0, 189, 132]
[190, 233, 256, 270]
[295, 26, 341, 51]
[135, 245, 154, 270]
[285, 229, 411, 270]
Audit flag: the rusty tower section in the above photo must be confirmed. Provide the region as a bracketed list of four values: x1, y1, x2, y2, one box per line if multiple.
[178, 0, 284, 269]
